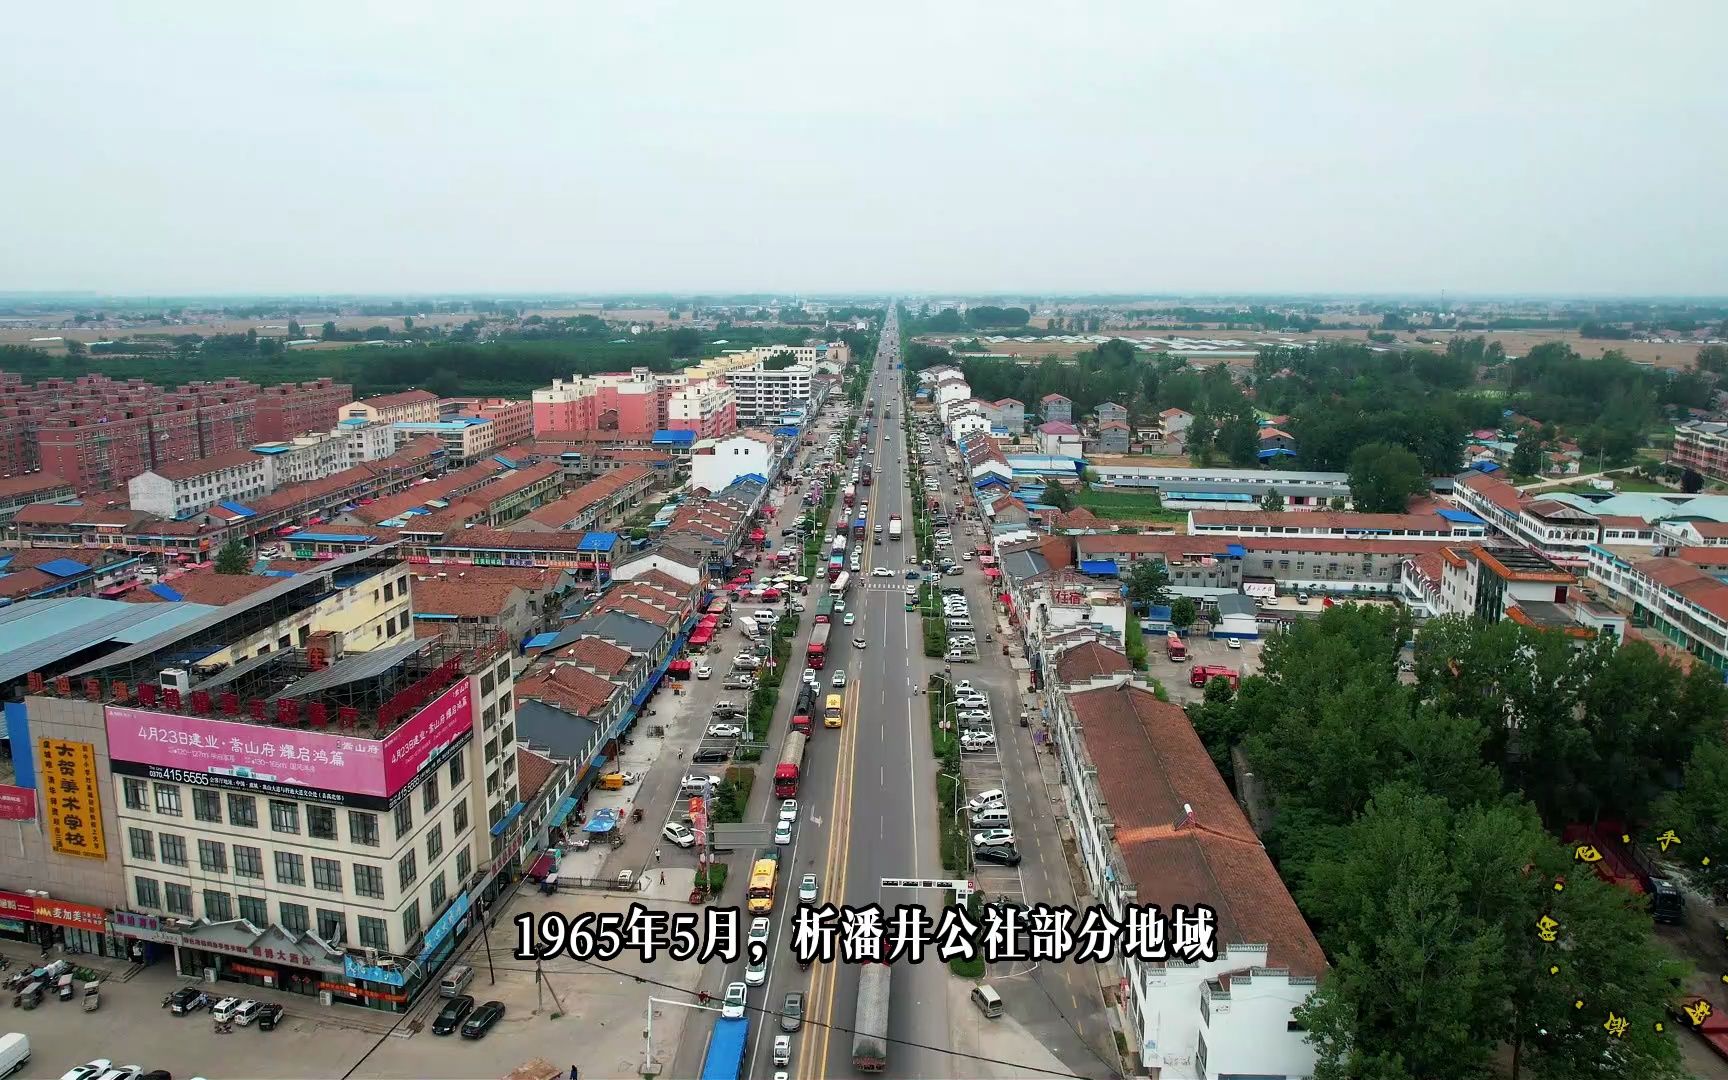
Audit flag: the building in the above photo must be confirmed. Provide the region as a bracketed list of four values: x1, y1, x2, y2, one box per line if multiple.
[1158, 408, 1193, 442]
[0, 473, 75, 523]
[1076, 531, 1454, 599]
[340, 390, 440, 426]
[1187, 509, 1487, 541]
[974, 398, 1025, 435]
[533, 369, 664, 442]
[506, 465, 655, 534]
[1587, 547, 1728, 673]
[1050, 676, 1324, 1078]
[665, 382, 738, 440]
[1093, 401, 1127, 426]
[721, 364, 814, 426]
[1670, 420, 1728, 483]
[336, 419, 399, 469]
[1087, 462, 1349, 510]
[253, 379, 354, 441]
[1040, 393, 1073, 425]
[689, 432, 776, 496]
[391, 417, 497, 466]
[247, 431, 350, 488]
[1036, 422, 1083, 459]
[1092, 420, 1131, 455]
[128, 450, 274, 519]
[442, 399, 533, 451]
[1257, 427, 1298, 458]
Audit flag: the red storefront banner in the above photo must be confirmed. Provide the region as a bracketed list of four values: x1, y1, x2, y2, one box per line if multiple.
[0, 784, 36, 820]
[0, 888, 107, 931]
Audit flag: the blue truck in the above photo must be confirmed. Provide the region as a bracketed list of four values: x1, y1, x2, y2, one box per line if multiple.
[701, 1016, 749, 1080]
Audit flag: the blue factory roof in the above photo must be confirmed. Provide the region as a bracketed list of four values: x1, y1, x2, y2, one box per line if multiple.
[286, 532, 378, 543]
[36, 559, 92, 578]
[218, 501, 257, 518]
[579, 531, 619, 552]
[653, 430, 697, 446]
[1435, 508, 1486, 525]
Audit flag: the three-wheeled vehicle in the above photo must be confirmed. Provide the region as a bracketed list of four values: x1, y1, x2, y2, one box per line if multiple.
[13, 981, 41, 1009]
[82, 981, 100, 1011]
[55, 972, 74, 1001]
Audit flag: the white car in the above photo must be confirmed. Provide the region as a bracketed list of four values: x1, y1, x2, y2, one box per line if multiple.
[663, 822, 696, 848]
[954, 680, 978, 694]
[749, 915, 772, 953]
[831, 670, 848, 687]
[734, 654, 762, 670]
[59, 1062, 114, 1080]
[961, 731, 997, 748]
[694, 663, 712, 680]
[968, 789, 1006, 812]
[707, 723, 743, 739]
[853, 638, 867, 649]
[849, 561, 861, 572]
[802, 669, 818, 687]
[210, 996, 242, 1022]
[957, 708, 992, 724]
[774, 818, 794, 845]
[680, 773, 722, 794]
[843, 612, 856, 626]
[973, 829, 1016, 848]
[780, 799, 798, 822]
[799, 873, 819, 904]
[955, 696, 989, 712]
[723, 981, 748, 1019]
[1228, 637, 1242, 650]
[871, 567, 892, 577]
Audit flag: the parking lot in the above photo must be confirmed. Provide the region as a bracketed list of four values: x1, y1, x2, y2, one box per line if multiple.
[1160, 633, 1265, 706]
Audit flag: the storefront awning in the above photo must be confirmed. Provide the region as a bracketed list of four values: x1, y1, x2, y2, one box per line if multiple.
[688, 627, 713, 646]
[529, 853, 555, 879]
[1079, 560, 1118, 576]
[547, 796, 579, 828]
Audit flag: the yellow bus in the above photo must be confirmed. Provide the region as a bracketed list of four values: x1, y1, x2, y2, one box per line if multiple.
[824, 692, 844, 729]
[747, 857, 779, 914]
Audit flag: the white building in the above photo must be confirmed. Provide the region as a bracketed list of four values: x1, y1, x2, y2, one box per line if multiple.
[129, 449, 274, 518]
[689, 432, 775, 495]
[337, 419, 400, 469]
[723, 364, 814, 426]
[251, 430, 350, 487]
[1051, 676, 1325, 1079]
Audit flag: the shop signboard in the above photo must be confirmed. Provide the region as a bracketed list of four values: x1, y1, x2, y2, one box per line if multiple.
[0, 783, 36, 821]
[416, 893, 471, 966]
[0, 889, 107, 932]
[104, 679, 474, 811]
[36, 738, 106, 859]
[343, 953, 408, 987]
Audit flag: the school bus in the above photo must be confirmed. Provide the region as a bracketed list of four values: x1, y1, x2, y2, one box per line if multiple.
[747, 857, 779, 914]
[824, 692, 845, 729]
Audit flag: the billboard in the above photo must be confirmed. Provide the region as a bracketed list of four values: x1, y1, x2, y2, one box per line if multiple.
[105, 679, 473, 811]
[36, 738, 106, 859]
[0, 783, 36, 821]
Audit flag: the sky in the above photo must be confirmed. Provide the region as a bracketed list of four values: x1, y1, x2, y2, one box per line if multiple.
[2, 0, 1725, 297]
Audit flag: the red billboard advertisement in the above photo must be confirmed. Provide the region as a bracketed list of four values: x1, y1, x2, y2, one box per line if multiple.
[105, 679, 473, 810]
[0, 784, 36, 821]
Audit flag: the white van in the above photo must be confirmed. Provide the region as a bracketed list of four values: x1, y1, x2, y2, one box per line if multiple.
[970, 984, 1004, 1019]
[967, 789, 1006, 813]
[971, 807, 1011, 828]
[440, 964, 475, 997]
[0, 1033, 27, 1079]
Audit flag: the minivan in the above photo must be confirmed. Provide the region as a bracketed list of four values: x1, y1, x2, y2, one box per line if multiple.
[971, 807, 1011, 828]
[440, 964, 476, 998]
[970, 984, 1004, 1019]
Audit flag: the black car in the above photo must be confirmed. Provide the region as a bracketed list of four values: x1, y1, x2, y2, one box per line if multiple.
[692, 747, 730, 764]
[975, 846, 1022, 867]
[168, 985, 205, 1015]
[257, 1001, 285, 1030]
[461, 999, 506, 1039]
[433, 994, 474, 1035]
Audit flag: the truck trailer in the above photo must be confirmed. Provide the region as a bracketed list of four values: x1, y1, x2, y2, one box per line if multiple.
[806, 623, 830, 669]
[774, 731, 808, 797]
[852, 961, 891, 1072]
[888, 514, 903, 540]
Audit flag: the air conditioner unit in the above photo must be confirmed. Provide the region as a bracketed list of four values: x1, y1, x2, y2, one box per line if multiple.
[364, 948, 379, 965]
[160, 668, 191, 694]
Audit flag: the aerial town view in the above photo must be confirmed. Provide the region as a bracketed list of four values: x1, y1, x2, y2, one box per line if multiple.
[1, 4, 1726, 1080]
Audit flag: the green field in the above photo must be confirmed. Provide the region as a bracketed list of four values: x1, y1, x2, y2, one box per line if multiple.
[1076, 488, 1189, 523]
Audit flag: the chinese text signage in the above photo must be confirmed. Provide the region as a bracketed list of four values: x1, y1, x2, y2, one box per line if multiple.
[36, 738, 105, 859]
[0, 783, 36, 821]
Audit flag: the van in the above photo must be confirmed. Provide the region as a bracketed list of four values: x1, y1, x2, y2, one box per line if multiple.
[440, 964, 475, 998]
[598, 773, 626, 791]
[970, 984, 1004, 1019]
[947, 619, 973, 633]
[0, 1033, 27, 1079]
[971, 807, 1011, 828]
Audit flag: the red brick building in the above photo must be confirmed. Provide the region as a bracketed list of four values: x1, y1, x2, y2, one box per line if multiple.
[254, 378, 353, 440]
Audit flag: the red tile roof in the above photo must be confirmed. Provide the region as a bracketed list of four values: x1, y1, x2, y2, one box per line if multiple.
[519, 465, 651, 528]
[148, 449, 262, 482]
[411, 579, 524, 619]
[516, 747, 557, 800]
[122, 572, 281, 606]
[0, 474, 71, 499]
[356, 389, 438, 410]
[517, 663, 616, 715]
[1053, 641, 1130, 684]
[1190, 510, 1458, 533]
[551, 635, 635, 676]
[1068, 681, 1325, 977]
[1457, 470, 1525, 513]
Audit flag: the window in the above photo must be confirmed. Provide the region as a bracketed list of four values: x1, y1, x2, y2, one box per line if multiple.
[135, 876, 160, 909]
[270, 800, 300, 834]
[128, 827, 155, 860]
[481, 671, 495, 696]
[123, 777, 147, 810]
[426, 823, 443, 861]
[159, 833, 187, 867]
[193, 789, 222, 823]
[497, 660, 510, 685]
[307, 805, 337, 840]
[165, 883, 193, 917]
[204, 891, 233, 921]
[394, 800, 413, 839]
[198, 839, 227, 874]
[402, 900, 422, 945]
[228, 794, 258, 828]
[233, 844, 263, 879]
[422, 775, 440, 813]
[398, 849, 418, 889]
[448, 754, 464, 787]
[154, 782, 182, 816]
[317, 908, 346, 944]
[275, 851, 305, 886]
[353, 863, 384, 899]
[452, 801, 468, 836]
[456, 848, 472, 883]
[312, 857, 343, 893]
[483, 704, 496, 729]
[498, 694, 511, 716]
[428, 870, 446, 911]
[238, 895, 267, 926]
[279, 902, 309, 934]
[349, 810, 379, 847]
[357, 916, 389, 951]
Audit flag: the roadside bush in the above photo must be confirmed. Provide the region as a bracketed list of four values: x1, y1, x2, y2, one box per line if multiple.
[733, 745, 763, 763]
[696, 863, 728, 894]
[922, 616, 946, 658]
[711, 769, 755, 823]
[946, 890, 986, 977]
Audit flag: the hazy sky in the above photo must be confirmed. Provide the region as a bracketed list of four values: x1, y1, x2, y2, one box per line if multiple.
[3, 1, 1724, 297]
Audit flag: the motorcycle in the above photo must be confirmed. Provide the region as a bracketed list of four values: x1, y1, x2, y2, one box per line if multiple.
[631, 808, 644, 824]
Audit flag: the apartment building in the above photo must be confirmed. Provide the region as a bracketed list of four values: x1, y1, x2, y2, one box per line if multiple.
[1040, 393, 1073, 425]
[253, 379, 355, 441]
[340, 390, 440, 426]
[533, 369, 663, 441]
[1670, 420, 1728, 484]
[689, 432, 777, 495]
[336, 419, 398, 468]
[128, 450, 274, 519]
[392, 417, 497, 465]
[0, 472, 75, 523]
[1587, 546, 1728, 672]
[665, 382, 738, 440]
[722, 363, 814, 426]
[441, 398, 533, 451]
[249, 430, 351, 488]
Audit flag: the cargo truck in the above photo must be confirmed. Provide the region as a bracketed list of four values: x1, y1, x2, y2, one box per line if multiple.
[700, 1017, 749, 1080]
[888, 514, 902, 540]
[774, 731, 808, 796]
[1189, 664, 1239, 689]
[806, 623, 830, 669]
[1165, 631, 1187, 661]
[853, 516, 867, 539]
[861, 464, 873, 486]
[852, 962, 891, 1072]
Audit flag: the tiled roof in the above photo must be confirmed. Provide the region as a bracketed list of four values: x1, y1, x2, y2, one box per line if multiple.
[411, 579, 523, 619]
[357, 389, 438, 410]
[411, 565, 563, 590]
[517, 662, 616, 715]
[516, 746, 557, 801]
[148, 449, 262, 482]
[354, 460, 508, 523]
[552, 635, 635, 676]
[520, 465, 651, 527]
[1456, 470, 1525, 513]
[0, 473, 71, 498]
[1076, 532, 1456, 558]
[1038, 421, 1079, 435]
[122, 572, 282, 607]
[1040, 393, 1070, 403]
[1053, 641, 1130, 684]
[1068, 681, 1325, 978]
[1190, 510, 1459, 532]
[1052, 507, 1102, 529]
[441, 527, 591, 551]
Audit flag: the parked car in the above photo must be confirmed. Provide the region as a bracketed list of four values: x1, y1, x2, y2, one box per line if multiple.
[694, 663, 712, 679]
[663, 822, 696, 848]
[167, 986, 206, 1015]
[973, 829, 1015, 848]
[1227, 637, 1242, 650]
[460, 999, 506, 1039]
[692, 746, 731, 764]
[680, 773, 722, 794]
[432, 994, 475, 1035]
[975, 845, 1023, 867]
[708, 723, 743, 738]
[961, 731, 997, 748]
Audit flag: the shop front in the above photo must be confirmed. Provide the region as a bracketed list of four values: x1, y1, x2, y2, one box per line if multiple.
[0, 888, 120, 960]
[117, 917, 347, 1002]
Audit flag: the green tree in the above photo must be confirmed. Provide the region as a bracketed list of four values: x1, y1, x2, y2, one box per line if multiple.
[403, 316, 414, 331]
[667, 327, 704, 357]
[1040, 480, 1074, 512]
[1127, 560, 1172, 607]
[1511, 436, 1545, 477]
[1169, 595, 1197, 629]
[321, 320, 338, 339]
[1260, 489, 1286, 512]
[214, 539, 250, 575]
[1328, 495, 1348, 510]
[1652, 736, 1728, 898]
[1348, 442, 1428, 513]
[64, 339, 86, 357]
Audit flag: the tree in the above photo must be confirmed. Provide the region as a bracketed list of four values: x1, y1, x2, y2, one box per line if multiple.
[321, 320, 338, 339]
[214, 539, 250, 575]
[1348, 442, 1428, 513]
[1127, 561, 1172, 607]
[402, 316, 414, 331]
[1652, 736, 1728, 898]
[1040, 480, 1074, 512]
[1328, 495, 1348, 510]
[64, 339, 86, 356]
[1260, 489, 1286, 512]
[1169, 595, 1197, 629]
[1511, 436, 1545, 478]
[1217, 415, 1261, 467]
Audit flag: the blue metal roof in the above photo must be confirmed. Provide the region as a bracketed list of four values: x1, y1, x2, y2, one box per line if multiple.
[149, 583, 184, 601]
[218, 501, 257, 518]
[773, 426, 799, 437]
[738, 473, 768, 486]
[579, 531, 619, 552]
[1226, 543, 1248, 558]
[524, 631, 559, 649]
[36, 558, 91, 578]
[288, 532, 376, 543]
[1435, 508, 1486, 524]
[653, 430, 696, 445]
[1469, 461, 1502, 473]
[0, 598, 217, 685]
[249, 444, 292, 455]
[1079, 559, 1118, 575]
[494, 454, 519, 469]
[1257, 448, 1298, 460]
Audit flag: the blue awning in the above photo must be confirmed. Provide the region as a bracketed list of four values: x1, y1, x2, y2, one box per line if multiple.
[149, 583, 184, 601]
[652, 429, 696, 446]
[524, 631, 559, 650]
[37, 558, 91, 578]
[1225, 543, 1247, 558]
[547, 796, 579, 828]
[218, 501, 257, 518]
[489, 800, 525, 837]
[289, 532, 375, 543]
[1079, 560, 1118, 576]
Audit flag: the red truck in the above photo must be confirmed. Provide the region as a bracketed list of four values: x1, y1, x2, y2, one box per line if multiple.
[775, 731, 808, 796]
[1561, 821, 1686, 923]
[1674, 997, 1728, 1063]
[1165, 631, 1187, 661]
[807, 623, 830, 670]
[1189, 664, 1239, 689]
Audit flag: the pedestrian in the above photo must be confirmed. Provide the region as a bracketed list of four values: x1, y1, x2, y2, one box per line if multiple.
[660, 871, 666, 885]
[655, 847, 662, 863]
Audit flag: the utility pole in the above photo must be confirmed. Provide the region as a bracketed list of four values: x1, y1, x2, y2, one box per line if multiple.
[480, 901, 496, 985]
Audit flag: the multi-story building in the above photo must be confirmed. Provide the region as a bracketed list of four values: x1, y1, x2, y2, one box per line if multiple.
[720, 364, 814, 426]
[1187, 509, 1487, 541]
[689, 432, 777, 495]
[248, 431, 351, 488]
[665, 382, 737, 440]
[472, 399, 533, 450]
[4, 546, 520, 1011]
[253, 379, 354, 441]
[340, 390, 440, 426]
[1086, 462, 1348, 510]
[38, 410, 157, 493]
[391, 417, 497, 466]
[128, 450, 274, 519]
[1048, 674, 1324, 1078]
[532, 369, 663, 441]
[1587, 546, 1728, 672]
[336, 419, 398, 468]
[1075, 531, 1452, 599]
[0, 472, 75, 523]
[1040, 393, 1073, 425]
[1670, 420, 1728, 484]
